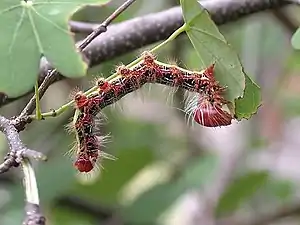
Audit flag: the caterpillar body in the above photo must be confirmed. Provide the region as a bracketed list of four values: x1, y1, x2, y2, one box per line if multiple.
[70, 52, 233, 173]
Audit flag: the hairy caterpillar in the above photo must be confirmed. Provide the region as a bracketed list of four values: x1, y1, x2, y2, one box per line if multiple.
[70, 52, 233, 173]
[72, 93, 114, 173]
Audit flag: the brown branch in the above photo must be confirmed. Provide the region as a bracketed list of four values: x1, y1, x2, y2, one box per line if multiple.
[0, 0, 292, 108]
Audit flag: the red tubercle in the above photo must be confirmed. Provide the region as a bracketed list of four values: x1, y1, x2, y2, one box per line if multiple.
[97, 78, 124, 97]
[97, 78, 109, 90]
[74, 91, 89, 111]
[193, 96, 232, 127]
[140, 52, 164, 79]
[203, 63, 215, 80]
[116, 65, 132, 77]
[117, 65, 145, 89]
[141, 51, 156, 65]
[97, 79, 113, 95]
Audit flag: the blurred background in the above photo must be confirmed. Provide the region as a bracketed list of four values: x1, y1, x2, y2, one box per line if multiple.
[1, 0, 300, 224]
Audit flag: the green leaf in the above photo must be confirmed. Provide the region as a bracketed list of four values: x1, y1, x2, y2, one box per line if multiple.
[291, 27, 300, 49]
[216, 171, 269, 216]
[235, 74, 261, 120]
[123, 154, 219, 223]
[0, 0, 110, 98]
[180, 0, 246, 106]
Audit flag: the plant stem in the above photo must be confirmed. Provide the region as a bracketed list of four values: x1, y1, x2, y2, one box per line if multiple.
[35, 82, 42, 120]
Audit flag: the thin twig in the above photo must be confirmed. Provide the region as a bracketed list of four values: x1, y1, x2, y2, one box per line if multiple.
[78, 0, 137, 50]
[16, 0, 137, 130]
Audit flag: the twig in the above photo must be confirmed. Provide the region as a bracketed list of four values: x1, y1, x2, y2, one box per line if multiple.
[0, 0, 293, 108]
[17, 0, 138, 127]
[78, 0, 137, 50]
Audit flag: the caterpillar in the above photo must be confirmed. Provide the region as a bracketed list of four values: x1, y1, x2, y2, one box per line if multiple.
[72, 93, 114, 174]
[70, 52, 233, 173]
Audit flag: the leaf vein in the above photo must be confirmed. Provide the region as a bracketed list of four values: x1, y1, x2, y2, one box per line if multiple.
[190, 26, 227, 44]
[27, 8, 44, 54]
[31, 8, 70, 35]
[8, 8, 26, 54]
[0, 4, 22, 16]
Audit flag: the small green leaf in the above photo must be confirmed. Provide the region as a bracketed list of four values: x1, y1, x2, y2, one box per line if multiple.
[291, 27, 300, 49]
[235, 74, 261, 120]
[216, 171, 269, 216]
[180, 0, 246, 106]
[0, 0, 110, 97]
